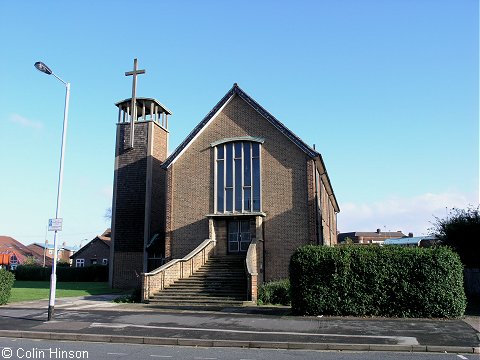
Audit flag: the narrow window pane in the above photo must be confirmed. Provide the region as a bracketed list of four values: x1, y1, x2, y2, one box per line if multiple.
[234, 142, 242, 158]
[252, 142, 259, 158]
[235, 158, 242, 211]
[217, 160, 224, 212]
[226, 188, 233, 211]
[244, 187, 251, 211]
[226, 143, 233, 187]
[252, 157, 260, 211]
[244, 143, 251, 186]
[217, 145, 224, 159]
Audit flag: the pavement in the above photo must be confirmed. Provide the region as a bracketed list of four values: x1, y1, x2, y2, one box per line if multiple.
[0, 295, 479, 354]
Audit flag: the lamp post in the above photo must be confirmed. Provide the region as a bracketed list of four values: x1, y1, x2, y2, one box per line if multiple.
[34, 61, 70, 321]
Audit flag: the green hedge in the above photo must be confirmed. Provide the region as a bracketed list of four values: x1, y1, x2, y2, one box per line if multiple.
[14, 265, 108, 282]
[258, 279, 291, 305]
[290, 245, 466, 318]
[0, 269, 15, 305]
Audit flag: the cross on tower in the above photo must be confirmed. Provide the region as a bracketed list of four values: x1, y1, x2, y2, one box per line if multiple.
[125, 58, 145, 148]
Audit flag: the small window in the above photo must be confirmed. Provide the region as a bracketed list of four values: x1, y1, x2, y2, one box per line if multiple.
[102, 258, 108, 265]
[10, 254, 18, 264]
[90, 259, 98, 265]
[76, 258, 85, 268]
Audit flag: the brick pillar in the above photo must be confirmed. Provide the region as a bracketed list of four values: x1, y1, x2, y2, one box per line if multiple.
[110, 121, 168, 289]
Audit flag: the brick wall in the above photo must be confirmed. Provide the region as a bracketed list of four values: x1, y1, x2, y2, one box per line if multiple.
[167, 95, 311, 281]
[72, 239, 110, 267]
[112, 251, 143, 288]
[111, 120, 168, 288]
[112, 122, 148, 253]
[148, 124, 168, 249]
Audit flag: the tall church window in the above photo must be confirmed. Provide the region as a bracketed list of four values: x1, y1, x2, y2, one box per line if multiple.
[215, 141, 262, 213]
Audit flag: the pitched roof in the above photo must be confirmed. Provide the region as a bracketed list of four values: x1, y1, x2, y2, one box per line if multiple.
[162, 83, 319, 168]
[0, 236, 38, 264]
[161, 84, 340, 212]
[71, 229, 111, 259]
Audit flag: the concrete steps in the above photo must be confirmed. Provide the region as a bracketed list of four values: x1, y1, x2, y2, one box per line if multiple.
[149, 255, 247, 307]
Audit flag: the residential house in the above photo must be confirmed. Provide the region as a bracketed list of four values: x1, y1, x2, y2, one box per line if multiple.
[71, 229, 111, 268]
[338, 229, 407, 245]
[27, 242, 77, 265]
[0, 236, 41, 269]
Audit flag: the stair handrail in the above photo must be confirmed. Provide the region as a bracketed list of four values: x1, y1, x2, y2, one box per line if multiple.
[142, 238, 216, 302]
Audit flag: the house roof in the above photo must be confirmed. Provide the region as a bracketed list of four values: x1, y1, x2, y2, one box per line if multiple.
[71, 229, 111, 259]
[28, 243, 77, 252]
[161, 83, 340, 212]
[338, 231, 407, 240]
[0, 236, 37, 264]
[384, 236, 437, 246]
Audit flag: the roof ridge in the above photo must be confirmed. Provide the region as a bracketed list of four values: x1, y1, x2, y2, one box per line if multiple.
[163, 83, 319, 168]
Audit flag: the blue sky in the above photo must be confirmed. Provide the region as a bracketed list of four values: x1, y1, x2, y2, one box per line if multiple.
[0, 0, 478, 247]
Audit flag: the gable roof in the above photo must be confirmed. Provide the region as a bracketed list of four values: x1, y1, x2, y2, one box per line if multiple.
[162, 84, 340, 212]
[71, 229, 111, 259]
[163, 83, 320, 169]
[0, 236, 37, 264]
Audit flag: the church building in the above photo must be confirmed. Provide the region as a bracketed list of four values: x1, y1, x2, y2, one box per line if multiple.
[109, 61, 339, 303]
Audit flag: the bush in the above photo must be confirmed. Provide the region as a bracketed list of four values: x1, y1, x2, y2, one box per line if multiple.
[258, 279, 290, 305]
[0, 269, 15, 305]
[290, 245, 466, 318]
[113, 287, 142, 303]
[14, 265, 108, 282]
[430, 206, 480, 268]
[14, 265, 50, 281]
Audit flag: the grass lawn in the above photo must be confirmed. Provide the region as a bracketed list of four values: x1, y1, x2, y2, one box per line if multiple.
[9, 281, 125, 303]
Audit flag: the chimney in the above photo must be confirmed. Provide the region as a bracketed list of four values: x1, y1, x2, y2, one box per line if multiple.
[376, 229, 381, 234]
[408, 232, 414, 238]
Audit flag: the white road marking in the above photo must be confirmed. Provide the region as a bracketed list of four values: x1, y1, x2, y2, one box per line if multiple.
[194, 358, 217, 360]
[89, 322, 418, 345]
[457, 356, 468, 360]
[150, 356, 173, 358]
[107, 353, 128, 356]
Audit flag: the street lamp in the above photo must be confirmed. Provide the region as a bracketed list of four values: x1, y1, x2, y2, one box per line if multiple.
[34, 61, 70, 321]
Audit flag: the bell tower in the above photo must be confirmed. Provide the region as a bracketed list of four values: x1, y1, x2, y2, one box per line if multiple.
[110, 59, 172, 288]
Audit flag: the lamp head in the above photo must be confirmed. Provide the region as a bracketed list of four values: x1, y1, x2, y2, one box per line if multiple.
[34, 61, 53, 75]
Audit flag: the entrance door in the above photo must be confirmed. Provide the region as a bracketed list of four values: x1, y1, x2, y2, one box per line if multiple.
[228, 220, 251, 253]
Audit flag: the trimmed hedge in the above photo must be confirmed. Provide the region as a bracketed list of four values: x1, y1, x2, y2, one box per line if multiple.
[290, 245, 466, 318]
[14, 265, 108, 282]
[0, 269, 15, 305]
[258, 279, 291, 305]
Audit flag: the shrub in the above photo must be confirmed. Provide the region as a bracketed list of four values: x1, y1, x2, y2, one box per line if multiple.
[113, 287, 142, 303]
[0, 269, 15, 305]
[290, 245, 466, 318]
[14, 265, 108, 282]
[14, 265, 50, 281]
[258, 279, 291, 305]
[430, 206, 480, 268]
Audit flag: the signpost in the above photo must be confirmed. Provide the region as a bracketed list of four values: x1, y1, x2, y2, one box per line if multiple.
[48, 218, 63, 232]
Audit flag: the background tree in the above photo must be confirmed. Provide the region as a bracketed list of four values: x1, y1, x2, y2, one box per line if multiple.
[57, 260, 71, 267]
[430, 206, 480, 268]
[104, 207, 112, 221]
[22, 256, 39, 266]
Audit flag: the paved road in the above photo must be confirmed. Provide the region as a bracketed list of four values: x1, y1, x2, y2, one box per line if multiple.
[0, 296, 478, 354]
[0, 338, 477, 360]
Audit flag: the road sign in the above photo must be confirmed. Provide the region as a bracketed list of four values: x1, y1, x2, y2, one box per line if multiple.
[48, 218, 63, 231]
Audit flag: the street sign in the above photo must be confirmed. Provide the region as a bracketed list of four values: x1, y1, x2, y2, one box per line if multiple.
[48, 218, 63, 231]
